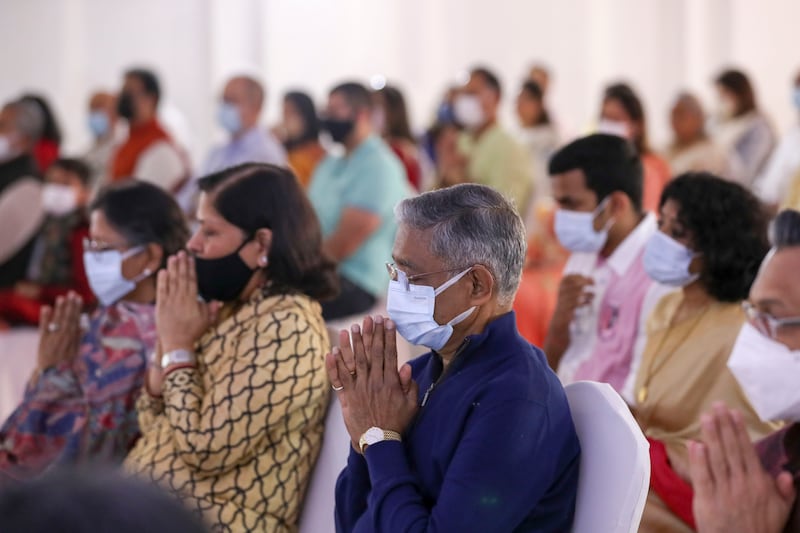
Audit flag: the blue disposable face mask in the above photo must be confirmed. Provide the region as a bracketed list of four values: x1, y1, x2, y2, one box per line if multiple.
[386, 267, 476, 351]
[642, 230, 699, 287]
[88, 111, 110, 138]
[218, 102, 243, 134]
[793, 87, 800, 111]
[554, 198, 614, 253]
[83, 246, 150, 306]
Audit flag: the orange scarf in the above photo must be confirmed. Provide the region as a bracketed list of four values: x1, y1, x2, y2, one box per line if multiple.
[110, 119, 172, 180]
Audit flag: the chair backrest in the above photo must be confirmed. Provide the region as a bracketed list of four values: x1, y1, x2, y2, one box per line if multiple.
[299, 395, 351, 533]
[564, 381, 650, 533]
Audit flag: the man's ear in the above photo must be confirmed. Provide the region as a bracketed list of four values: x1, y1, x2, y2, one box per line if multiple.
[467, 265, 494, 306]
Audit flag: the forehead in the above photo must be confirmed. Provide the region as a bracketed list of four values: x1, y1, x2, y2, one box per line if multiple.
[89, 209, 126, 243]
[751, 249, 800, 308]
[601, 98, 629, 119]
[551, 168, 593, 196]
[392, 224, 442, 272]
[327, 92, 351, 111]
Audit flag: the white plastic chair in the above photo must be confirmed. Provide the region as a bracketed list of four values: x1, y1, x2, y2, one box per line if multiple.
[299, 394, 350, 533]
[564, 381, 650, 533]
[0, 327, 39, 421]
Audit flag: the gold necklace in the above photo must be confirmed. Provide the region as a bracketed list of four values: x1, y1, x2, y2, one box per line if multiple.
[637, 302, 713, 404]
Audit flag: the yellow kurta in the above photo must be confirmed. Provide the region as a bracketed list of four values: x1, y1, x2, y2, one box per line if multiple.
[633, 292, 778, 533]
[125, 292, 330, 533]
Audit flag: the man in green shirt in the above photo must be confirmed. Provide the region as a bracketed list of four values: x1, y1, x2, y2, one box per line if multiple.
[445, 67, 533, 214]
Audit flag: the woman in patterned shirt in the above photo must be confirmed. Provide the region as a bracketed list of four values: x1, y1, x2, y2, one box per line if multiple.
[0, 181, 189, 478]
[125, 163, 339, 532]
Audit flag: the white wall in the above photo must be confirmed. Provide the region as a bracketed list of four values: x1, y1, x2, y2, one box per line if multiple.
[0, 0, 798, 169]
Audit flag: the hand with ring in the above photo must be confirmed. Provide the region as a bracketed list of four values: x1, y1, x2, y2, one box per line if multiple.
[37, 292, 83, 373]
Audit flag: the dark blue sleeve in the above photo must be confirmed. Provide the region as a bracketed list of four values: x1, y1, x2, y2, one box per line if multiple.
[350, 399, 568, 533]
[334, 446, 372, 533]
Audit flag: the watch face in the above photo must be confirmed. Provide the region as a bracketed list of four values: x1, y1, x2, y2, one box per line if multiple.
[365, 427, 384, 444]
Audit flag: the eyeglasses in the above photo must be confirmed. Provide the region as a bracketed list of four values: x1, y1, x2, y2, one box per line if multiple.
[742, 301, 800, 339]
[385, 262, 469, 291]
[83, 238, 139, 264]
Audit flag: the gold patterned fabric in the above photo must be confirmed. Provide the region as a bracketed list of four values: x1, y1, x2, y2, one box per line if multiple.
[125, 292, 330, 533]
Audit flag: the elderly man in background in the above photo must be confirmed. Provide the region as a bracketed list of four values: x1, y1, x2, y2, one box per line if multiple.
[328, 184, 580, 532]
[0, 99, 45, 290]
[83, 91, 124, 188]
[202, 75, 286, 174]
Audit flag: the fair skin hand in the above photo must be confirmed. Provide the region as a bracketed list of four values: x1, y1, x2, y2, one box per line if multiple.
[326, 315, 419, 452]
[688, 404, 795, 533]
[544, 274, 594, 369]
[37, 292, 83, 372]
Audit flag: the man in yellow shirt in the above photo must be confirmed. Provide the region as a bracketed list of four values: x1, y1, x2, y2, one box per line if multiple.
[443, 67, 534, 214]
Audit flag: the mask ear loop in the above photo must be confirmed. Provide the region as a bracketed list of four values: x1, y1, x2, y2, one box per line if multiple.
[592, 196, 616, 233]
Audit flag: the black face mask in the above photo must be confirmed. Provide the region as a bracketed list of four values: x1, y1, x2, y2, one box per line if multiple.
[195, 239, 256, 302]
[117, 92, 136, 121]
[321, 117, 355, 144]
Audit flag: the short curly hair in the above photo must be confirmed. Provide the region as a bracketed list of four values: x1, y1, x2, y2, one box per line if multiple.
[660, 172, 769, 302]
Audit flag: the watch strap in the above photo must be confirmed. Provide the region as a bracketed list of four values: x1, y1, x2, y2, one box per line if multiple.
[359, 428, 402, 454]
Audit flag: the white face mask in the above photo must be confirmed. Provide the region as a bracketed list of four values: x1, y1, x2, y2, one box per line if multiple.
[42, 184, 79, 216]
[597, 119, 631, 139]
[718, 98, 736, 119]
[453, 94, 485, 130]
[386, 267, 476, 351]
[83, 246, 150, 306]
[728, 322, 800, 422]
[554, 198, 613, 253]
[642, 231, 699, 287]
[0, 134, 16, 162]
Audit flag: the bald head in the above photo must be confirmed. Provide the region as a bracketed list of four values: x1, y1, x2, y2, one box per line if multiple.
[671, 92, 707, 145]
[221, 76, 264, 134]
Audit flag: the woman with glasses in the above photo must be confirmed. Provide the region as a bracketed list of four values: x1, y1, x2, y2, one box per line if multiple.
[625, 173, 776, 533]
[0, 180, 188, 479]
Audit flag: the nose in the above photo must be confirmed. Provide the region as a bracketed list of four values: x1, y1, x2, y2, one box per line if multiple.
[186, 229, 203, 255]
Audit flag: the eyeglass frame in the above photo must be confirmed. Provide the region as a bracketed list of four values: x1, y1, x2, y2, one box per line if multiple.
[385, 262, 472, 292]
[742, 300, 800, 340]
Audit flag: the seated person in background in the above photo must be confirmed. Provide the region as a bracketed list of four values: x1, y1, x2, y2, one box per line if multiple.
[666, 92, 730, 178]
[125, 164, 338, 532]
[0, 158, 95, 326]
[515, 80, 559, 209]
[202, 75, 286, 175]
[330, 184, 580, 532]
[544, 134, 670, 396]
[110, 68, 188, 193]
[628, 173, 775, 533]
[446, 67, 533, 212]
[0, 181, 187, 478]
[0, 99, 46, 291]
[688, 209, 800, 533]
[0, 468, 208, 532]
[309, 81, 409, 320]
[277, 91, 326, 187]
[19, 94, 62, 174]
[83, 91, 123, 189]
[599, 82, 672, 213]
[373, 84, 423, 191]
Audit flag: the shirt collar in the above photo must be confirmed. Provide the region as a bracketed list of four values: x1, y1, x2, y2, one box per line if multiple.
[605, 212, 657, 275]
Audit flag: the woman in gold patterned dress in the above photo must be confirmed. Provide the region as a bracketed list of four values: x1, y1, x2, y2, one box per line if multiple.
[125, 163, 339, 533]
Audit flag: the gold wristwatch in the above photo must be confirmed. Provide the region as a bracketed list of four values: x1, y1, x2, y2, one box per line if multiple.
[359, 427, 402, 454]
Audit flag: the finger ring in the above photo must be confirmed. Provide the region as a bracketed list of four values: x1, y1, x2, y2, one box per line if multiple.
[47, 323, 59, 333]
[332, 385, 344, 392]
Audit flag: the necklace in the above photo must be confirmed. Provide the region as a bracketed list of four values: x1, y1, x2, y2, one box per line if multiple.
[637, 301, 713, 404]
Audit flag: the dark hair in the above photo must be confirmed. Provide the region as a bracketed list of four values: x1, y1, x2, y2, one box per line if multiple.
[283, 91, 320, 148]
[377, 85, 415, 143]
[603, 82, 650, 154]
[661, 172, 769, 302]
[197, 164, 339, 301]
[520, 81, 551, 125]
[51, 158, 91, 186]
[125, 68, 161, 104]
[90, 180, 189, 267]
[549, 133, 644, 212]
[471, 66, 502, 98]
[715, 69, 757, 116]
[19, 94, 61, 144]
[0, 467, 208, 533]
[329, 82, 373, 113]
[772, 209, 800, 248]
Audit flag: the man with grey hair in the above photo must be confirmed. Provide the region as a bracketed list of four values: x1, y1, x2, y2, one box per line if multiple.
[327, 183, 580, 531]
[0, 99, 45, 289]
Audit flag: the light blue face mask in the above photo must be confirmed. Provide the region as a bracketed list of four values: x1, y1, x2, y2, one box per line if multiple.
[386, 267, 475, 351]
[793, 87, 800, 111]
[88, 111, 110, 138]
[642, 230, 699, 287]
[217, 102, 242, 134]
[554, 197, 614, 253]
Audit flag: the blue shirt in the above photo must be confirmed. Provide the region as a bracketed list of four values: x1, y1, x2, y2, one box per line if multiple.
[202, 127, 287, 175]
[335, 312, 581, 532]
[308, 136, 409, 297]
